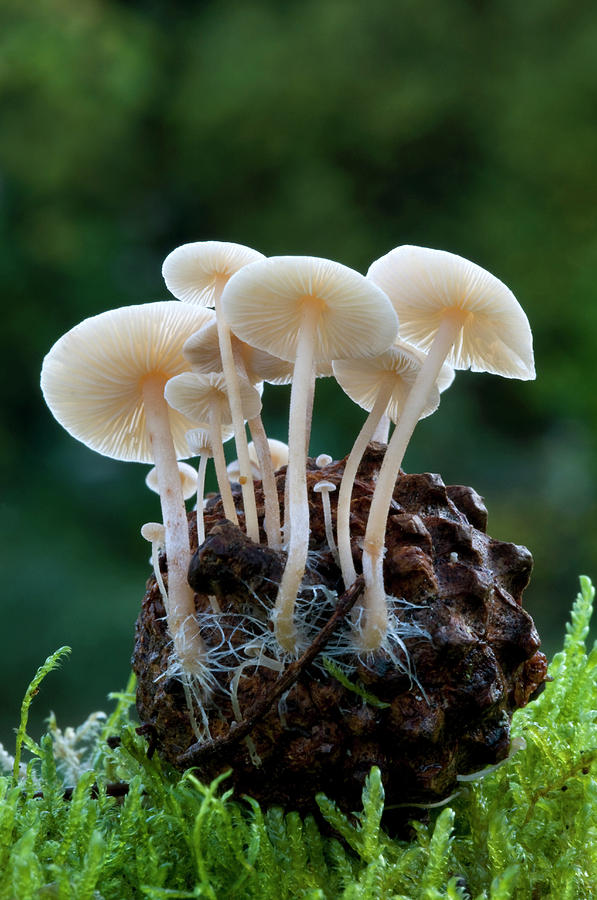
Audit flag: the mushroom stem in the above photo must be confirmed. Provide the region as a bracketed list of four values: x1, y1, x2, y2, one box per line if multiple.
[371, 414, 390, 444]
[196, 453, 209, 546]
[208, 400, 239, 526]
[273, 305, 319, 653]
[230, 337, 282, 550]
[213, 284, 260, 543]
[359, 312, 464, 650]
[314, 482, 339, 565]
[141, 376, 206, 671]
[337, 380, 394, 589]
[247, 414, 283, 549]
[304, 366, 317, 455]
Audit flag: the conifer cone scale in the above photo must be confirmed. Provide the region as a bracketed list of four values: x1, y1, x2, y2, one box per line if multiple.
[132, 446, 547, 815]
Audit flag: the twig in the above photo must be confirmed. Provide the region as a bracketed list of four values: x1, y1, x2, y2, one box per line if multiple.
[176, 576, 365, 768]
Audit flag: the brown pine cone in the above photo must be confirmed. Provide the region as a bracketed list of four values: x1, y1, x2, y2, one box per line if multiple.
[132, 444, 547, 817]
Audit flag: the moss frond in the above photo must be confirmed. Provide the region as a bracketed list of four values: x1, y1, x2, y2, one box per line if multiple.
[0, 578, 595, 898]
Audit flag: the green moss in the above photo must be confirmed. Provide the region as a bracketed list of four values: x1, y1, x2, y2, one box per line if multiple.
[1, 578, 595, 899]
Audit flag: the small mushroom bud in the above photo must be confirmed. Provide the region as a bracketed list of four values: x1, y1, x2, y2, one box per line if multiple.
[315, 453, 333, 468]
[141, 522, 168, 606]
[313, 480, 339, 565]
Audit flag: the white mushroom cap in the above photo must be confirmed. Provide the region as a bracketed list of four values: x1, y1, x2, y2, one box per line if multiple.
[333, 339, 455, 424]
[367, 246, 535, 379]
[248, 438, 289, 471]
[222, 255, 399, 364]
[186, 426, 233, 457]
[141, 522, 166, 544]
[226, 459, 262, 483]
[183, 320, 294, 385]
[146, 462, 197, 500]
[162, 241, 265, 306]
[315, 453, 333, 468]
[313, 480, 336, 494]
[164, 372, 263, 425]
[40, 302, 215, 463]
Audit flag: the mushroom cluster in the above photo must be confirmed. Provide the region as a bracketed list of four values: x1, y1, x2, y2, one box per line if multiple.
[41, 241, 545, 810]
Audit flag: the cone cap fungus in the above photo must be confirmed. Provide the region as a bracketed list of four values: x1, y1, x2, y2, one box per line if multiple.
[368, 245, 535, 379]
[162, 240, 265, 307]
[41, 301, 215, 463]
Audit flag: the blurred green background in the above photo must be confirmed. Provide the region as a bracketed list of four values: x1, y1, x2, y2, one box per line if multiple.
[2, 0, 596, 747]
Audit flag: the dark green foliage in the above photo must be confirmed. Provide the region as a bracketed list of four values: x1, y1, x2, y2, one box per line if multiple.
[3, 0, 597, 747]
[0, 578, 595, 898]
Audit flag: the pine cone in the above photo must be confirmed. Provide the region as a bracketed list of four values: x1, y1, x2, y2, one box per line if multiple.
[132, 445, 547, 816]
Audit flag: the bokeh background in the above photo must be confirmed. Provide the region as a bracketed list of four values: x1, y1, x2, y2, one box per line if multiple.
[2, 0, 596, 746]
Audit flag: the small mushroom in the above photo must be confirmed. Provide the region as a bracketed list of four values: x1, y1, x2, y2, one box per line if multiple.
[315, 453, 333, 468]
[186, 426, 234, 546]
[359, 245, 535, 651]
[313, 480, 339, 564]
[40, 301, 213, 675]
[141, 522, 167, 604]
[146, 461, 198, 501]
[226, 458, 262, 484]
[163, 241, 265, 543]
[222, 255, 398, 653]
[248, 438, 289, 472]
[165, 372, 262, 530]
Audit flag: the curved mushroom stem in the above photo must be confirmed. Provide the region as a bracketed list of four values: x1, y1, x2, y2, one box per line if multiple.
[273, 305, 319, 653]
[213, 282, 260, 543]
[208, 400, 239, 526]
[358, 312, 464, 651]
[248, 414, 283, 549]
[141, 523, 168, 606]
[337, 380, 394, 589]
[196, 453, 209, 546]
[142, 376, 206, 673]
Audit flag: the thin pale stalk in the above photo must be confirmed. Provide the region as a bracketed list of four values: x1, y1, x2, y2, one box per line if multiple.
[371, 413, 390, 443]
[273, 306, 319, 652]
[196, 453, 209, 546]
[142, 376, 206, 671]
[248, 414, 283, 549]
[231, 337, 282, 550]
[319, 490, 339, 565]
[151, 540, 168, 606]
[304, 366, 317, 455]
[209, 401, 239, 525]
[213, 285, 260, 542]
[359, 313, 464, 650]
[337, 381, 394, 589]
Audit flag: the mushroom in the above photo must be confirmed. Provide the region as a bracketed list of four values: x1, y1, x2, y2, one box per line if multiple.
[163, 241, 265, 543]
[141, 522, 167, 604]
[186, 426, 234, 546]
[40, 301, 214, 675]
[164, 372, 262, 530]
[222, 255, 399, 653]
[146, 461, 198, 501]
[226, 458, 262, 484]
[358, 245, 535, 651]
[248, 438, 289, 473]
[183, 321, 288, 549]
[313, 480, 339, 564]
[315, 453, 333, 468]
[333, 340, 454, 589]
